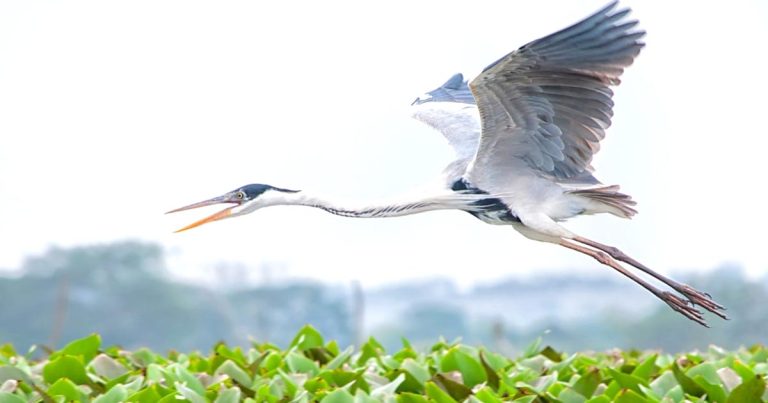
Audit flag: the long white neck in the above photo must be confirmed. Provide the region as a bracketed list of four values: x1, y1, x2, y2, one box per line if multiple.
[257, 189, 478, 218]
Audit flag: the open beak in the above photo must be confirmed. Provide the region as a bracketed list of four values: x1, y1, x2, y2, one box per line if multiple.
[166, 194, 241, 233]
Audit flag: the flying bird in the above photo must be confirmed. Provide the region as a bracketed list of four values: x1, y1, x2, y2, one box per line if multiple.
[167, 1, 726, 326]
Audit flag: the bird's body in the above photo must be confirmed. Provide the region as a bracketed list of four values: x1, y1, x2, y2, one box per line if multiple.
[168, 1, 727, 326]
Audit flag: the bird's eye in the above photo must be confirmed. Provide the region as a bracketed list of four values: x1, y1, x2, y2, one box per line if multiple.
[236, 191, 245, 200]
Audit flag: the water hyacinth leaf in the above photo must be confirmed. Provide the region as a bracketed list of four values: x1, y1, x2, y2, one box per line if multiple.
[692, 375, 727, 403]
[47, 378, 83, 401]
[425, 381, 458, 403]
[401, 358, 430, 385]
[607, 368, 648, 395]
[472, 387, 502, 403]
[397, 392, 429, 403]
[261, 351, 283, 372]
[371, 373, 405, 399]
[43, 355, 89, 385]
[479, 352, 500, 391]
[0, 367, 32, 386]
[440, 348, 486, 388]
[53, 334, 101, 363]
[127, 384, 166, 402]
[432, 373, 472, 401]
[286, 352, 320, 375]
[688, 362, 723, 386]
[631, 354, 658, 380]
[573, 368, 601, 398]
[0, 393, 25, 403]
[90, 354, 129, 380]
[172, 365, 205, 396]
[539, 346, 563, 363]
[613, 388, 647, 403]
[214, 360, 251, 387]
[93, 384, 128, 403]
[717, 367, 742, 392]
[175, 381, 207, 403]
[214, 387, 242, 403]
[0, 381, 15, 394]
[725, 374, 766, 403]
[557, 387, 587, 403]
[730, 360, 754, 383]
[326, 347, 354, 370]
[523, 337, 542, 358]
[290, 325, 325, 351]
[672, 363, 706, 397]
[320, 389, 354, 403]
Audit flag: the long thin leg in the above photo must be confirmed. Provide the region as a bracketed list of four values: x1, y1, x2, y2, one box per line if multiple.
[559, 239, 710, 327]
[573, 236, 727, 320]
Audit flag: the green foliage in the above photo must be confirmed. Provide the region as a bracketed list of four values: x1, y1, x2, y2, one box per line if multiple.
[1, 330, 767, 402]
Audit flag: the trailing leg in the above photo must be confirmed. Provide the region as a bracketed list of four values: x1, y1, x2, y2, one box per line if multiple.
[559, 239, 711, 327]
[573, 236, 727, 320]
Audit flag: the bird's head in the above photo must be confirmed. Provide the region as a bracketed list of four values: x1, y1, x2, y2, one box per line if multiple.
[411, 73, 475, 106]
[166, 183, 299, 232]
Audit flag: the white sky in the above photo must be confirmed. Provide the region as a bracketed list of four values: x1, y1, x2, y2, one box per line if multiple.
[1, 0, 766, 288]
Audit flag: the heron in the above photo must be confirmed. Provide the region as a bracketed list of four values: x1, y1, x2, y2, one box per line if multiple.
[167, 1, 726, 326]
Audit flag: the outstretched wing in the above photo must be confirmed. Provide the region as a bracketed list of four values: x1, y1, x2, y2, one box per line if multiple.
[468, 1, 644, 180]
[411, 73, 480, 161]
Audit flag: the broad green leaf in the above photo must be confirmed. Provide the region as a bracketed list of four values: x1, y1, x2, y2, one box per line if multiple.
[321, 389, 354, 403]
[687, 362, 722, 386]
[692, 375, 726, 403]
[539, 346, 563, 363]
[726, 374, 766, 403]
[0, 367, 32, 386]
[631, 354, 658, 380]
[43, 355, 88, 384]
[0, 393, 25, 403]
[432, 374, 471, 402]
[717, 367, 742, 392]
[558, 387, 586, 403]
[261, 351, 282, 372]
[214, 360, 251, 387]
[473, 386, 502, 403]
[371, 373, 405, 398]
[171, 364, 205, 396]
[175, 381, 208, 403]
[90, 353, 128, 380]
[47, 377, 84, 401]
[214, 387, 242, 403]
[401, 358, 430, 385]
[126, 384, 165, 403]
[440, 348, 486, 387]
[649, 371, 678, 397]
[326, 346, 353, 370]
[397, 392, 429, 403]
[671, 363, 705, 397]
[730, 360, 755, 383]
[286, 352, 319, 375]
[93, 384, 128, 403]
[573, 368, 601, 398]
[614, 388, 647, 403]
[55, 334, 101, 363]
[607, 368, 647, 396]
[290, 325, 325, 351]
[425, 381, 458, 403]
[479, 352, 500, 391]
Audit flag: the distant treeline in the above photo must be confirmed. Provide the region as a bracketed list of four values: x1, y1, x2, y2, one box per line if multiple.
[0, 241, 765, 353]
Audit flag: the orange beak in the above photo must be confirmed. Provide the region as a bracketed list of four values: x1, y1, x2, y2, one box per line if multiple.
[166, 194, 241, 233]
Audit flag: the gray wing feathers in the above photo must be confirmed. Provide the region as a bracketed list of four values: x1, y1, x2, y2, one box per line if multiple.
[470, 1, 644, 179]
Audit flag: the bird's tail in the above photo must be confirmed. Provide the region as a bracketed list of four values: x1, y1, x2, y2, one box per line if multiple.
[568, 185, 637, 219]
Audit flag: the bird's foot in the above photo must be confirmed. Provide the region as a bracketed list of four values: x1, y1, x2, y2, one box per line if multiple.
[676, 284, 728, 320]
[659, 292, 708, 327]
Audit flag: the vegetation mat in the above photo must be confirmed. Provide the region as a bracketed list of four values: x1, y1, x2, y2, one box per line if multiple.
[0, 326, 766, 402]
